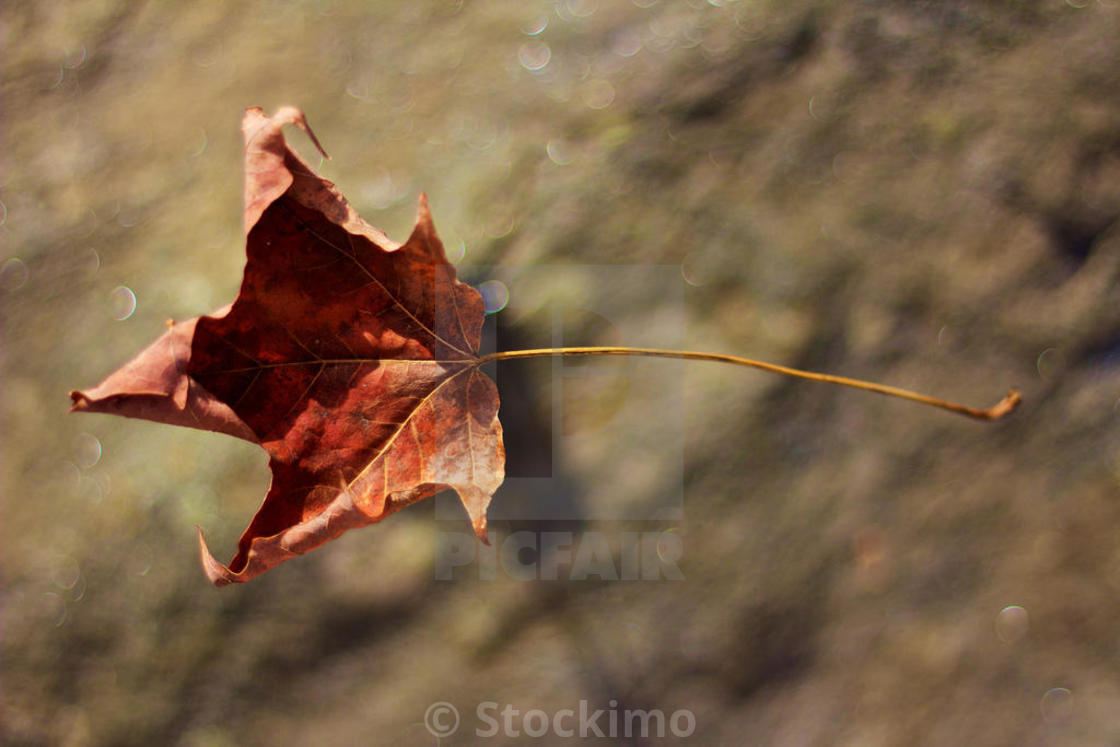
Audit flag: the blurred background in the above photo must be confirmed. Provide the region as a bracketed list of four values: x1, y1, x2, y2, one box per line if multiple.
[4, 0, 1120, 744]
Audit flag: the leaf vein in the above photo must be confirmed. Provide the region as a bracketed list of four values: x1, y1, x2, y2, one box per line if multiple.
[279, 201, 472, 359]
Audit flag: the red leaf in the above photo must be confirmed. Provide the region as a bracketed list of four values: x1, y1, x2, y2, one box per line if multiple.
[71, 107, 504, 585]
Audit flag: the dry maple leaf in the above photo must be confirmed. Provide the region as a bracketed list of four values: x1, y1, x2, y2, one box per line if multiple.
[71, 107, 503, 585]
[72, 106, 1019, 586]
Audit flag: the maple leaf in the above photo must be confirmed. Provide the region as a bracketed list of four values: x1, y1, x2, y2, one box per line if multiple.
[71, 107, 503, 585]
[72, 106, 1020, 586]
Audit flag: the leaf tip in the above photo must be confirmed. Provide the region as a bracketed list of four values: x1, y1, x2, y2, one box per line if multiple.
[473, 515, 490, 545]
[407, 192, 442, 250]
[415, 192, 433, 225]
[69, 390, 89, 412]
[456, 487, 492, 544]
[197, 526, 236, 587]
[275, 105, 330, 160]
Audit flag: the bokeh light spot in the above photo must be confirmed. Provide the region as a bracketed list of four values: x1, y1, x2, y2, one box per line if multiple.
[109, 285, 137, 321]
[1, 257, 29, 291]
[42, 592, 67, 628]
[565, 0, 598, 18]
[656, 529, 683, 565]
[547, 139, 575, 165]
[63, 44, 88, 69]
[519, 42, 552, 71]
[345, 79, 373, 102]
[187, 128, 208, 157]
[1036, 347, 1060, 380]
[808, 95, 823, 120]
[582, 79, 616, 109]
[1041, 687, 1073, 724]
[680, 252, 708, 286]
[611, 28, 643, 57]
[51, 557, 81, 591]
[485, 213, 515, 239]
[521, 15, 548, 35]
[64, 462, 82, 490]
[77, 475, 104, 504]
[75, 433, 102, 469]
[134, 545, 153, 577]
[447, 239, 466, 264]
[479, 280, 510, 314]
[995, 605, 1028, 644]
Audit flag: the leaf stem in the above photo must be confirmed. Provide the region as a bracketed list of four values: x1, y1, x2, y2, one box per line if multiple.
[476, 346, 1020, 421]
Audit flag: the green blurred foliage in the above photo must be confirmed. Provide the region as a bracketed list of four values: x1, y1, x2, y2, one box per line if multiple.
[3, 0, 1120, 744]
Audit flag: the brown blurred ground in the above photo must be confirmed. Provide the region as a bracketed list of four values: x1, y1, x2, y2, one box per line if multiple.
[3, 1, 1120, 744]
